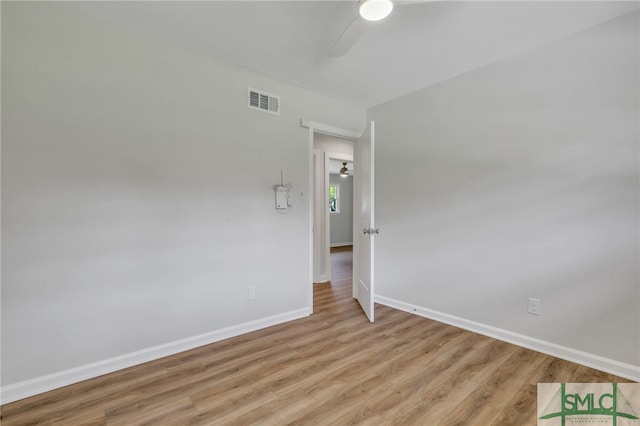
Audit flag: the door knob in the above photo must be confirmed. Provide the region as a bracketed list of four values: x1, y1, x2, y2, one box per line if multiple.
[363, 228, 380, 235]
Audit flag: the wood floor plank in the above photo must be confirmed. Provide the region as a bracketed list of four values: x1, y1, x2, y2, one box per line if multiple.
[106, 396, 196, 426]
[2, 247, 635, 425]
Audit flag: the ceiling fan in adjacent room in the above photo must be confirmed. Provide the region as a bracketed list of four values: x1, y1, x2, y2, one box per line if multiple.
[329, 0, 423, 57]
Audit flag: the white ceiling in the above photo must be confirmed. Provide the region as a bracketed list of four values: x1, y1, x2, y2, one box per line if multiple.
[65, 1, 639, 108]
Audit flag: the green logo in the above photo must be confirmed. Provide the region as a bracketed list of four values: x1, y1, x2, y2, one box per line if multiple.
[539, 383, 639, 425]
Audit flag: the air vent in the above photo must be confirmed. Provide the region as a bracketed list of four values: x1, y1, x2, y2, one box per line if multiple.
[248, 88, 280, 115]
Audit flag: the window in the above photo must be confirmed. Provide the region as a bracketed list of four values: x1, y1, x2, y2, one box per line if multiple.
[329, 184, 340, 213]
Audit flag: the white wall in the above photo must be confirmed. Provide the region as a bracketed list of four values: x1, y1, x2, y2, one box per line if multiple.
[330, 174, 353, 246]
[369, 11, 640, 373]
[314, 134, 355, 157]
[1, 2, 364, 397]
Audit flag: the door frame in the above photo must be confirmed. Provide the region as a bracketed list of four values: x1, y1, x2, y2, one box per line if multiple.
[302, 120, 360, 315]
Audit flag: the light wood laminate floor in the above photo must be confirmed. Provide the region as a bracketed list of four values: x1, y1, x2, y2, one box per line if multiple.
[1, 247, 634, 425]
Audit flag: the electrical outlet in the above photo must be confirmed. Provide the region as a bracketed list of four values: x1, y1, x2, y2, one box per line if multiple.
[527, 297, 541, 316]
[248, 286, 257, 301]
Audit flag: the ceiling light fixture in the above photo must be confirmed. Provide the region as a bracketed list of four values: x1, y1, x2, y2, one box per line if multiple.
[340, 162, 349, 177]
[358, 0, 394, 22]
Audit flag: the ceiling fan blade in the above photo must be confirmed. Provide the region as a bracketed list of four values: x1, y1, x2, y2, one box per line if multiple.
[328, 0, 431, 57]
[329, 16, 366, 58]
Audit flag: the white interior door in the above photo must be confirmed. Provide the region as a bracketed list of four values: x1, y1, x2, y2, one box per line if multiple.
[354, 121, 375, 322]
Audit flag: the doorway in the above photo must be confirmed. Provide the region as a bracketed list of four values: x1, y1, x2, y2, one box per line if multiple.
[312, 134, 354, 285]
[328, 158, 354, 252]
[303, 120, 374, 319]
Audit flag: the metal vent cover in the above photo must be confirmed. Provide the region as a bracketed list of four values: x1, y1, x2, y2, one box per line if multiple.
[248, 88, 280, 115]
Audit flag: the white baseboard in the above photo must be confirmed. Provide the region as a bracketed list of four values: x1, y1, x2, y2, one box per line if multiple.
[314, 273, 330, 283]
[330, 242, 353, 248]
[1, 308, 309, 404]
[375, 295, 640, 382]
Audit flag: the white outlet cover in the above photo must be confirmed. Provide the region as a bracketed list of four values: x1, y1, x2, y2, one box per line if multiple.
[528, 297, 541, 316]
